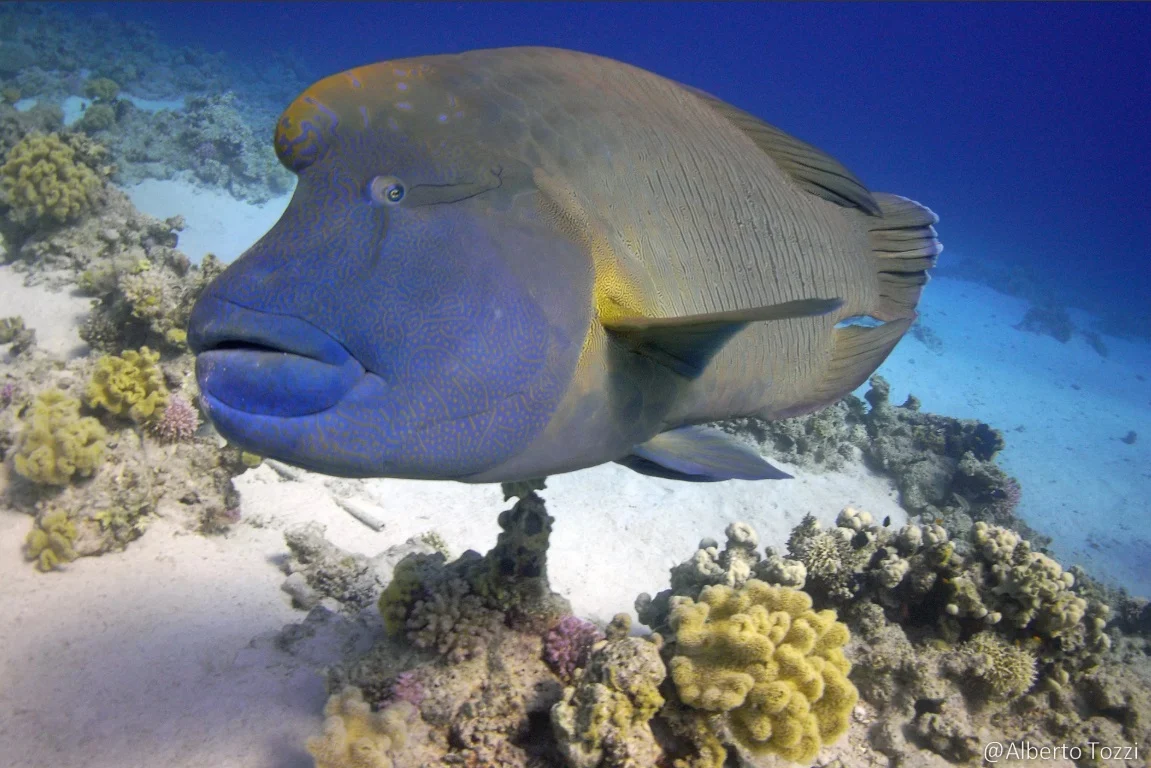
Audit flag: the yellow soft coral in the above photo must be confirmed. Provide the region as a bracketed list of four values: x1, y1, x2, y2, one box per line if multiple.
[307, 687, 412, 768]
[0, 132, 103, 225]
[668, 580, 857, 764]
[13, 389, 107, 485]
[86, 347, 169, 423]
[24, 510, 78, 571]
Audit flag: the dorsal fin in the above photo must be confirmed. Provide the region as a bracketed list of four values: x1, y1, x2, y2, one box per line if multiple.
[603, 297, 843, 379]
[685, 86, 882, 216]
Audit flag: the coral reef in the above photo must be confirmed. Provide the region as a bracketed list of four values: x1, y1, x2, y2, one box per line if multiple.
[307, 687, 424, 768]
[306, 500, 864, 768]
[282, 522, 386, 614]
[0, 314, 37, 354]
[23, 508, 77, 571]
[719, 376, 1036, 544]
[774, 509, 1111, 687]
[86, 346, 168, 423]
[718, 397, 867, 471]
[665, 580, 857, 764]
[0, 131, 107, 227]
[99, 91, 294, 203]
[11, 388, 106, 485]
[545, 614, 605, 682]
[1015, 302, 1074, 343]
[276, 488, 1151, 768]
[2, 343, 247, 568]
[551, 615, 666, 768]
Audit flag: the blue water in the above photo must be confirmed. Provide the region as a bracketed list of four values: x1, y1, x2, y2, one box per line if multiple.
[70, 1, 1151, 334]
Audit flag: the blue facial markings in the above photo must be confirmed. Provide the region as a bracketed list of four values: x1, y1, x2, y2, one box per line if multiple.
[192, 63, 575, 479]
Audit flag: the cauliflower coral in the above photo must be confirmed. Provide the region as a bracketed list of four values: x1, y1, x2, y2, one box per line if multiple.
[0, 132, 103, 226]
[12, 389, 107, 486]
[86, 347, 169, 423]
[668, 579, 858, 764]
[307, 687, 413, 768]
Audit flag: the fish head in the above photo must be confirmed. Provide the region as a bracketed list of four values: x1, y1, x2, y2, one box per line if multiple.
[187, 61, 591, 479]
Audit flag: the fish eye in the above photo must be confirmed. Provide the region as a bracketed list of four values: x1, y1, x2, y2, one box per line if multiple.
[369, 175, 406, 205]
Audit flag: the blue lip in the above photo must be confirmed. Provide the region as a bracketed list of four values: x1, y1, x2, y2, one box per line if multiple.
[188, 294, 364, 417]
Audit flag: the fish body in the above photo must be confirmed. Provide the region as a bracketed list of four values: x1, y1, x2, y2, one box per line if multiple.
[187, 47, 940, 483]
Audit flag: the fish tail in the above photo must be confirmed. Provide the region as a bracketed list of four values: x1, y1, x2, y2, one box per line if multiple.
[768, 195, 941, 419]
[868, 193, 942, 321]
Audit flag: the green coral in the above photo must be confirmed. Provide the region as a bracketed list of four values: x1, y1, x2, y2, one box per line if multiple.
[0, 132, 103, 225]
[93, 505, 150, 550]
[12, 389, 107, 485]
[378, 553, 442, 637]
[86, 346, 169, 422]
[377, 493, 571, 649]
[956, 632, 1037, 700]
[551, 614, 667, 768]
[24, 510, 78, 571]
[76, 103, 116, 132]
[667, 580, 858, 764]
[83, 76, 120, 102]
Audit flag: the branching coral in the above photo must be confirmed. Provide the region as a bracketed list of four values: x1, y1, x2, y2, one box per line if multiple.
[951, 632, 1037, 701]
[0, 132, 103, 226]
[12, 388, 107, 485]
[667, 580, 858, 764]
[545, 614, 605, 682]
[86, 346, 168, 422]
[405, 575, 506, 663]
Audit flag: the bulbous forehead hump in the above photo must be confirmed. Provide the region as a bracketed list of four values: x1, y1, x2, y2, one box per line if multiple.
[273, 59, 472, 172]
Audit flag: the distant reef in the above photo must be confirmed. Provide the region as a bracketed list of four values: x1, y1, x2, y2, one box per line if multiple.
[0, 3, 310, 204]
[937, 255, 1148, 344]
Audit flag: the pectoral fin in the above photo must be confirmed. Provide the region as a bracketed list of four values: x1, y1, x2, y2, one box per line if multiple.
[616, 425, 791, 482]
[603, 297, 842, 378]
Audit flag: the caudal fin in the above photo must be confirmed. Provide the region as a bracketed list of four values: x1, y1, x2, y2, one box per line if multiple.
[869, 193, 942, 321]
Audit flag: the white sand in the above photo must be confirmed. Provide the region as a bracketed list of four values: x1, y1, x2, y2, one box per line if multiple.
[0, 265, 91, 359]
[2, 175, 1149, 766]
[126, 178, 292, 264]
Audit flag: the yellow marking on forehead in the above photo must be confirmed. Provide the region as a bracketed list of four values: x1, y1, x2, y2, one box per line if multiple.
[275, 59, 472, 169]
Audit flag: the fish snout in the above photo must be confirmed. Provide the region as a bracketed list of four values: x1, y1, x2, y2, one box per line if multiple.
[188, 294, 364, 418]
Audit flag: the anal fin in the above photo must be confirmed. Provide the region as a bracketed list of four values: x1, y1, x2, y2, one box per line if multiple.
[617, 425, 791, 482]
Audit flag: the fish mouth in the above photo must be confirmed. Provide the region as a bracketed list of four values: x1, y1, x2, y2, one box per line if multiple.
[188, 294, 365, 418]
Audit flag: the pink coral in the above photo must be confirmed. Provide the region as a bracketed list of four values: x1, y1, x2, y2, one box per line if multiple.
[385, 670, 424, 708]
[149, 394, 200, 442]
[544, 615, 604, 681]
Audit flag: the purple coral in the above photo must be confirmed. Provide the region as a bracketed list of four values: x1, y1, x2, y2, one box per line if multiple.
[149, 394, 200, 442]
[385, 671, 425, 708]
[991, 477, 1022, 517]
[0, 382, 15, 408]
[544, 615, 604, 681]
[195, 140, 219, 161]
